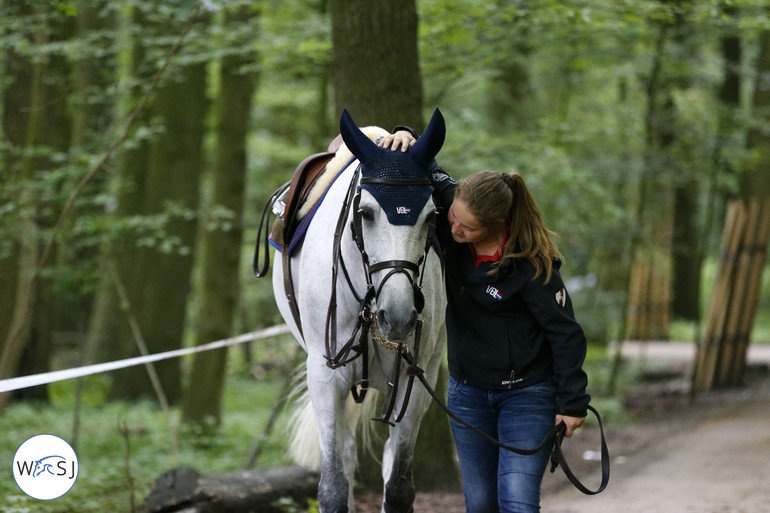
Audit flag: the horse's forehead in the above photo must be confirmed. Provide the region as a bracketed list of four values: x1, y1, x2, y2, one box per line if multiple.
[358, 192, 432, 251]
[359, 189, 435, 216]
[359, 151, 433, 226]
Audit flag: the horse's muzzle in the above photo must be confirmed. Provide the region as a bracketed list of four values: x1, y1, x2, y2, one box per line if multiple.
[376, 306, 418, 342]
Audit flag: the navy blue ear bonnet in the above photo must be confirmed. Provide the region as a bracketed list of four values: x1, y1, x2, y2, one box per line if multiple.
[358, 149, 433, 225]
[340, 108, 446, 226]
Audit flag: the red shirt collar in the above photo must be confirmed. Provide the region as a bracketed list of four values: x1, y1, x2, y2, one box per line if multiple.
[469, 231, 509, 269]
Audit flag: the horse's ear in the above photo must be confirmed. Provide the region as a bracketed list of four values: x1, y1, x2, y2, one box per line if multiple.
[340, 109, 380, 165]
[411, 108, 445, 165]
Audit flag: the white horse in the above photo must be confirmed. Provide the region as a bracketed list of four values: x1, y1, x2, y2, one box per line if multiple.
[272, 109, 447, 513]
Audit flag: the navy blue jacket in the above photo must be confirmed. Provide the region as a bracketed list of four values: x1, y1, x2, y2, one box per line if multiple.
[431, 169, 590, 417]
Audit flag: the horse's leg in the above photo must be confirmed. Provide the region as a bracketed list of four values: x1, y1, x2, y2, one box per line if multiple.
[380, 393, 428, 513]
[307, 356, 357, 513]
[380, 344, 444, 513]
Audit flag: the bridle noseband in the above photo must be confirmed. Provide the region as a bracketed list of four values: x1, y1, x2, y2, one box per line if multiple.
[324, 164, 437, 425]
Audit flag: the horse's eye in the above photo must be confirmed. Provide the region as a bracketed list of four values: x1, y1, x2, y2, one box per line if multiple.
[358, 207, 375, 221]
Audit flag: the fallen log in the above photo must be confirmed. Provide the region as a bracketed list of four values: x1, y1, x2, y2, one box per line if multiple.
[142, 465, 319, 513]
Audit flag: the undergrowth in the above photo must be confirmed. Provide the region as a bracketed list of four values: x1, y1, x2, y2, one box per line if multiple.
[0, 373, 294, 513]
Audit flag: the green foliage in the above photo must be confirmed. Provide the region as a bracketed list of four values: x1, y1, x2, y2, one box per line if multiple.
[0, 356, 296, 512]
[8, 0, 765, 350]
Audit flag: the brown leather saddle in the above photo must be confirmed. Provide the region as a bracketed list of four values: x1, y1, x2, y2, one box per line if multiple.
[270, 134, 343, 249]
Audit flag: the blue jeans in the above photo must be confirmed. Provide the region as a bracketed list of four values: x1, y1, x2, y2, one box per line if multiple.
[448, 376, 557, 513]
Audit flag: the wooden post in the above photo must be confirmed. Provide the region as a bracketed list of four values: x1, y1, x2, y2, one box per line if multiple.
[727, 199, 770, 383]
[694, 201, 745, 391]
[694, 197, 770, 391]
[625, 254, 647, 340]
[626, 246, 672, 342]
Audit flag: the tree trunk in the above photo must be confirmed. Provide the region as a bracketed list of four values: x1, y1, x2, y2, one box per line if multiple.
[0, 6, 73, 409]
[59, 0, 113, 366]
[330, 0, 459, 492]
[330, 0, 424, 130]
[86, 4, 153, 391]
[182, 5, 257, 426]
[628, 1, 705, 339]
[15, 12, 75, 403]
[671, 183, 701, 321]
[487, 2, 537, 132]
[669, 4, 701, 322]
[110, 42, 209, 403]
[0, 1, 32, 397]
[625, 8, 688, 341]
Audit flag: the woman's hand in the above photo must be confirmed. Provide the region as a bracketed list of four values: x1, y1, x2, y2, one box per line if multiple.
[378, 130, 416, 152]
[556, 415, 585, 437]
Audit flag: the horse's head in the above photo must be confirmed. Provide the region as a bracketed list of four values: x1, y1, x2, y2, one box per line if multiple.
[340, 109, 445, 342]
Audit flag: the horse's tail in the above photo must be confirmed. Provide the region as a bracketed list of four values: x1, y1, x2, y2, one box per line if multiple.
[288, 377, 381, 470]
[288, 388, 321, 469]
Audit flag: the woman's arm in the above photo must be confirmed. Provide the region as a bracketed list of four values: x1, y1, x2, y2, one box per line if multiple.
[522, 264, 591, 425]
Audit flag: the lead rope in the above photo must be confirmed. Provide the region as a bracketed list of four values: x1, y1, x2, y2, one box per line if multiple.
[400, 351, 610, 495]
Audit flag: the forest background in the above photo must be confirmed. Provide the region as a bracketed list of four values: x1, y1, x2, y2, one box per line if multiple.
[1, 0, 770, 511]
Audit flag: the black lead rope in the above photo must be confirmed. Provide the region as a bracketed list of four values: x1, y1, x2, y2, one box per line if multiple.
[401, 352, 610, 495]
[549, 404, 610, 495]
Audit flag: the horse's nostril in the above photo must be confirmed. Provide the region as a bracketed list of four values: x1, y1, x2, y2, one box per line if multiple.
[377, 308, 418, 341]
[377, 309, 389, 331]
[406, 308, 418, 331]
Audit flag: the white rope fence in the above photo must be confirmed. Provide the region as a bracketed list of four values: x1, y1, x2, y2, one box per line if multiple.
[0, 324, 292, 394]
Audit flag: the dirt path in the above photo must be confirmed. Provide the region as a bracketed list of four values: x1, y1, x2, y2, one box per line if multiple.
[542, 393, 770, 513]
[541, 341, 770, 512]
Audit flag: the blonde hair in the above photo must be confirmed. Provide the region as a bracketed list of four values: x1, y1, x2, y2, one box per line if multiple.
[455, 171, 562, 282]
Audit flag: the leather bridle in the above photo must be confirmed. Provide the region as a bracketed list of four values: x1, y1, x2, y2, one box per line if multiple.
[324, 164, 438, 425]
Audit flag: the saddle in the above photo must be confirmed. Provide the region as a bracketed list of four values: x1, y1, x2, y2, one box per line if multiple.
[270, 134, 343, 249]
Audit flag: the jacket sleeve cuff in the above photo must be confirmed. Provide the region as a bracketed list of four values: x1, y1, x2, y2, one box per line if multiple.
[559, 406, 589, 418]
[557, 392, 591, 418]
[392, 125, 419, 138]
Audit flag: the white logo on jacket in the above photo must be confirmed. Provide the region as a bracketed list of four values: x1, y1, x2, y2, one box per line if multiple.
[486, 286, 503, 300]
[555, 288, 567, 307]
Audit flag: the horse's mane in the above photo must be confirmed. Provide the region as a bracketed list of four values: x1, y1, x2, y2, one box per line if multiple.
[296, 126, 389, 219]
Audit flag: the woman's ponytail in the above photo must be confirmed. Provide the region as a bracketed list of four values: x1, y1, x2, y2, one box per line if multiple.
[501, 173, 518, 192]
[498, 172, 562, 283]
